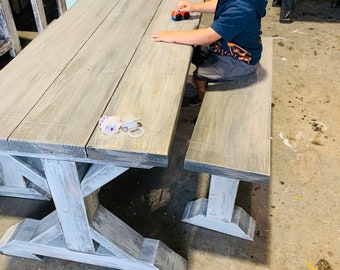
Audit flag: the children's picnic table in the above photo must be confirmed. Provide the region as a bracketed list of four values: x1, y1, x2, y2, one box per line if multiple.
[0, 0, 201, 269]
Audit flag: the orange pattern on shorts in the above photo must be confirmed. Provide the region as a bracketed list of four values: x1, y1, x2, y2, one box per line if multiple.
[210, 41, 252, 64]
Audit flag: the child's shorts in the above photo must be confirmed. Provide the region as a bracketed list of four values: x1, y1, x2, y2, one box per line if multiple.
[192, 45, 258, 82]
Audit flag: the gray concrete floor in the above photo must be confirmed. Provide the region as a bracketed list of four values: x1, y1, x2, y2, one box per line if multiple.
[1, 0, 339, 269]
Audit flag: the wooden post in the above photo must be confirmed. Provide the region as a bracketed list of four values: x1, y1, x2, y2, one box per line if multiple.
[30, 0, 47, 32]
[42, 159, 95, 253]
[0, 0, 21, 56]
[56, 0, 67, 16]
[206, 175, 239, 223]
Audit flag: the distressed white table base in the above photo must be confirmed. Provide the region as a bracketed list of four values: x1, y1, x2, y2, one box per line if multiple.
[182, 175, 256, 241]
[0, 157, 186, 270]
[0, 156, 51, 200]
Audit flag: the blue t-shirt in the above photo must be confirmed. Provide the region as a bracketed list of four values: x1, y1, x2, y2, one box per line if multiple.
[210, 0, 267, 65]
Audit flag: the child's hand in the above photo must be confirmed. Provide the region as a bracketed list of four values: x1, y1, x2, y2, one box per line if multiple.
[151, 31, 176, 43]
[176, 1, 194, 12]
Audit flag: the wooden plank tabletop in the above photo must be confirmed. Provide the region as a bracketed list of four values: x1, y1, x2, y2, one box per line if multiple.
[0, 0, 119, 150]
[0, 0, 202, 167]
[6, 0, 162, 158]
[86, 0, 202, 167]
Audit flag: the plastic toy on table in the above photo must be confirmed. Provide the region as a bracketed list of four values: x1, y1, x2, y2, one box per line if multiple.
[171, 9, 190, 21]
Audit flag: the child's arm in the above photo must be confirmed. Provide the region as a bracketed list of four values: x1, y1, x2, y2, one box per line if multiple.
[151, 1, 220, 45]
[151, 27, 221, 45]
[176, 0, 218, 13]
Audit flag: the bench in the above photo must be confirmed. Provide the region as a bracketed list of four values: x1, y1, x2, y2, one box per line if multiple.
[182, 37, 273, 241]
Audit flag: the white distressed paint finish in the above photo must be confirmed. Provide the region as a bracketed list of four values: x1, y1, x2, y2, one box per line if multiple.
[182, 197, 256, 241]
[42, 159, 95, 253]
[0, 155, 50, 192]
[0, 155, 51, 200]
[81, 164, 129, 197]
[206, 175, 239, 223]
[0, 156, 26, 187]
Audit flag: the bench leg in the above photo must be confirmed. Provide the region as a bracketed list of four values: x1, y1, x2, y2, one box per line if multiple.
[182, 175, 256, 241]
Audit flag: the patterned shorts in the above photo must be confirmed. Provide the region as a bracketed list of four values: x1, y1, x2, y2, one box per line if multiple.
[192, 46, 258, 82]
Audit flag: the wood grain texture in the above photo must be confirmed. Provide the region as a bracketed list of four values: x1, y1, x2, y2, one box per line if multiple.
[30, 212, 62, 244]
[206, 175, 239, 223]
[0, 155, 50, 192]
[42, 159, 95, 253]
[185, 37, 273, 184]
[1, 0, 202, 168]
[0, 0, 119, 150]
[81, 164, 128, 197]
[0, 186, 49, 200]
[182, 198, 256, 240]
[0, 38, 11, 56]
[140, 239, 187, 270]
[91, 205, 144, 259]
[86, 0, 202, 167]
[7, 0, 162, 159]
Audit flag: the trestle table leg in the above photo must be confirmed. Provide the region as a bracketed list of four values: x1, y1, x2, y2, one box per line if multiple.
[0, 159, 187, 269]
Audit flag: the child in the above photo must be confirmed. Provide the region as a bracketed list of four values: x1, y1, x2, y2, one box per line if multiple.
[152, 0, 268, 106]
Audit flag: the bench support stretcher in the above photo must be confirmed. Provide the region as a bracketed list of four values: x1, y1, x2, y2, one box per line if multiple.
[182, 175, 255, 241]
[0, 156, 186, 270]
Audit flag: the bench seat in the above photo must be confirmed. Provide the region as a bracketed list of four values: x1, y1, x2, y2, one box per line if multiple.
[182, 37, 272, 240]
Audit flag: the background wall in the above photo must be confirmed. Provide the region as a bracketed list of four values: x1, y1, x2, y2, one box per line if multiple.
[65, 0, 76, 9]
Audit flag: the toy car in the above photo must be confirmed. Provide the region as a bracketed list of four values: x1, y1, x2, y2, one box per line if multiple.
[171, 10, 190, 21]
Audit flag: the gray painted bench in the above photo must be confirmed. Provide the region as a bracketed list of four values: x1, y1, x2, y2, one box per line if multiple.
[182, 37, 273, 241]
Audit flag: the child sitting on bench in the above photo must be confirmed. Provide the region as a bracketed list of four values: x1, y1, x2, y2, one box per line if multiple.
[152, 0, 268, 107]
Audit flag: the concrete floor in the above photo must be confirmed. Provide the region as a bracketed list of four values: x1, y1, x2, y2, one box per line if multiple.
[0, 0, 339, 269]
